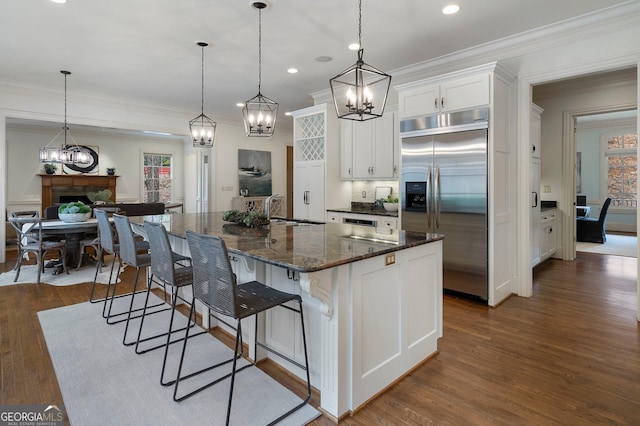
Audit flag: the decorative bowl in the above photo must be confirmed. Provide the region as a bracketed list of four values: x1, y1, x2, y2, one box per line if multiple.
[59, 212, 91, 223]
[383, 202, 399, 212]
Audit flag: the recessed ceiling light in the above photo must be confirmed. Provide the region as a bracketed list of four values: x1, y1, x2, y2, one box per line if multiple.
[442, 4, 460, 15]
[236, 103, 244, 107]
[287, 68, 298, 74]
[315, 56, 333, 63]
[50, 0, 67, 3]
[284, 112, 292, 116]
[348, 43, 360, 51]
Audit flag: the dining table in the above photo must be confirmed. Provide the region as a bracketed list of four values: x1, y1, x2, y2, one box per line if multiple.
[38, 218, 101, 268]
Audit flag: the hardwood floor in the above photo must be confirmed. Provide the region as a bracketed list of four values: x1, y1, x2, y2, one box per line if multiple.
[1, 251, 639, 425]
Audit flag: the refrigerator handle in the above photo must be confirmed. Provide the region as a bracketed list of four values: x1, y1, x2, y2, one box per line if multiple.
[435, 165, 441, 229]
[532, 191, 538, 208]
[426, 166, 432, 228]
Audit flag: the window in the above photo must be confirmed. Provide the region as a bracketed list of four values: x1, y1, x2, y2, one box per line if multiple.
[143, 153, 172, 203]
[605, 132, 637, 208]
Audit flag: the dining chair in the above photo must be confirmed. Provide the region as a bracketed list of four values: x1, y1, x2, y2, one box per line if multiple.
[7, 216, 69, 284]
[77, 207, 120, 270]
[577, 197, 612, 243]
[137, 220, 205, 386]
[174, 231, 311, 426]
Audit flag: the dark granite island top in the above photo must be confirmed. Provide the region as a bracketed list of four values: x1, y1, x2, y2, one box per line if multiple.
[131, 212, 442, 273]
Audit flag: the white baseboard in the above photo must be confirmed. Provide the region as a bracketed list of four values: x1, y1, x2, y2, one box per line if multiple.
[607, 222, 637, 233]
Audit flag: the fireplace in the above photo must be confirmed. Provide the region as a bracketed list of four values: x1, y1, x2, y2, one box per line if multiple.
[40, 174, 118, 215]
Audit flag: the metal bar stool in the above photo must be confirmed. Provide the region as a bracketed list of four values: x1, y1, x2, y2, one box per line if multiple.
[92, 209, 162, 326]
[112, 214, 170, 343]
[173, 231, 311, 426]
[136, 220, 206, 385]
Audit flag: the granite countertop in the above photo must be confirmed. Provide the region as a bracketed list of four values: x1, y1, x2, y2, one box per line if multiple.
[130, 212, 441, 273]
[327, 202, 399, 217]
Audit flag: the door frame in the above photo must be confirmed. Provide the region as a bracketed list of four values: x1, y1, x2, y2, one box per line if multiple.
[516, 61, 639, 323]
[562, 104, 637, 261]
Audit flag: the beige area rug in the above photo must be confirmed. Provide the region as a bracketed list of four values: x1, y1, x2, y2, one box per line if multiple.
[577, 234, 637, 257]
[38, 294, 320, 425]
[0, 262, 123, 287]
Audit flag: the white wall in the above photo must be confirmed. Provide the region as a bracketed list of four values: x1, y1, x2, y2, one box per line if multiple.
[5, 122, 187, 215]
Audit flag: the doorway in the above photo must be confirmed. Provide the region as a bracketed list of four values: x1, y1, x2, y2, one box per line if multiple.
[531, 67, 638, 261]
[572, 109, 638, 258]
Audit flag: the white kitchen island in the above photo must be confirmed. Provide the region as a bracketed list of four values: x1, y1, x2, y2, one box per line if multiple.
[132, 213, 443, 422]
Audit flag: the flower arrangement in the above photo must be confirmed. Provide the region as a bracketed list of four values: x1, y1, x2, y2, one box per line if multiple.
[58, 201, 92, 214]
[222, 209, 270, 228]
[378, 194, 399, 212]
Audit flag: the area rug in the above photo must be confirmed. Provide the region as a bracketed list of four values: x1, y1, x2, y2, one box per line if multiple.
[0, 263, 122, 287]
[577, 234, 637, 257]
[37, 294, 320, 426]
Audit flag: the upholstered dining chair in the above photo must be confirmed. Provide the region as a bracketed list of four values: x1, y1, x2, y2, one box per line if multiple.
[174, 231, 311, 426]
[8, 216, 68, 284]
[577, 197, 612, 243]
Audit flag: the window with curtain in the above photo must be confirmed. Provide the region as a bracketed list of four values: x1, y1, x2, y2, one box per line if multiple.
[143, 153, 172, 203]
[605, 132, 637, 208]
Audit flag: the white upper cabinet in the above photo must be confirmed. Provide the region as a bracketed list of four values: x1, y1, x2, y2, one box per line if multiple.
[398, 72, 490, 119]
[342, 112, 397, 180]
[340, 120, 354, 179]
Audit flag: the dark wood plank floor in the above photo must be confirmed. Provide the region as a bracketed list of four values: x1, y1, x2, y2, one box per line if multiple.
[1, 251, 638, 425]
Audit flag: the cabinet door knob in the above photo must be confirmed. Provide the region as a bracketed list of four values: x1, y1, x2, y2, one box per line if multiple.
[441, 98, 445, 109]
[434, 98, 438, 109]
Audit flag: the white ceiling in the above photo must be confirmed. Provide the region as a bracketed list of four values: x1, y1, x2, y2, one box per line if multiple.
[0, 0, 633, 129]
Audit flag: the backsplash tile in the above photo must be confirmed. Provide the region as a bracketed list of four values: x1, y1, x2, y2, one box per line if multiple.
[351, 180, 399, 203]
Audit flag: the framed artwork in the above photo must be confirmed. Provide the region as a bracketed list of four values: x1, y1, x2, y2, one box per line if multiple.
[63, 145, 99, 174]
[238, 149, 272, 196]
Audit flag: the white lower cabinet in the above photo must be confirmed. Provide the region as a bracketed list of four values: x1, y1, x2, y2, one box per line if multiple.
[539, 209, 557, 262]
[294, 161, 325, 222]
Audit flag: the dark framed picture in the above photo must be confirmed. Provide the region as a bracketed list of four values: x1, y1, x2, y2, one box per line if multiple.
[238, 149, 272, 197]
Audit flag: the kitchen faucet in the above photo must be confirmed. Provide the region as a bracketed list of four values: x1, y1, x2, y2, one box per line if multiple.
[264, 193, 279, 218]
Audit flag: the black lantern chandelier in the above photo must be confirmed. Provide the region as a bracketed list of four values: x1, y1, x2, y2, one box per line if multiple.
[329, 0, 391, 121]
[39, 70, 91, 164]
[189, 41, 216, 148]
[242, 1, 278, 137]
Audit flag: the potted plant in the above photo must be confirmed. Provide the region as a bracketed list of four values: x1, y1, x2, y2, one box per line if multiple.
[106, 167, 116, 175]
[378, 194, 399, 212]
[58, 201, 92, 223]
[43, 163, 58, 175]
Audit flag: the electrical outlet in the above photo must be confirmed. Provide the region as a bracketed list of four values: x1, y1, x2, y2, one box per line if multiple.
[362, 191, 366, 198]
[385, 253, 395, 265]
[543, 185, 551, 193]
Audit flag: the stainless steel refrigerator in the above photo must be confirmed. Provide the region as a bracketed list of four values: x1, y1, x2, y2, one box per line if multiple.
[400, 107, 489, 300]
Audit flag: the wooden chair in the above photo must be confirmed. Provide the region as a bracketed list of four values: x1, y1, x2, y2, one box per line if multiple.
[7, 217, 68, 284]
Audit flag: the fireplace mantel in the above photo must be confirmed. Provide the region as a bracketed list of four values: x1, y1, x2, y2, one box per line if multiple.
[39, 174, 118, 215]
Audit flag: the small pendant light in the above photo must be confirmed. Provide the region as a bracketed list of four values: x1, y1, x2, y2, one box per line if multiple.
[189, 41, 216, 148]
[329, 0, 391, 121]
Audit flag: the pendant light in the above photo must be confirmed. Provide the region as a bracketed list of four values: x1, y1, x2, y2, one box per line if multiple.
[242, 1, 278, 137]
[329, 0, 391, 121]
[39, 70, 91, 164]
[189, 41, 216, 148]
